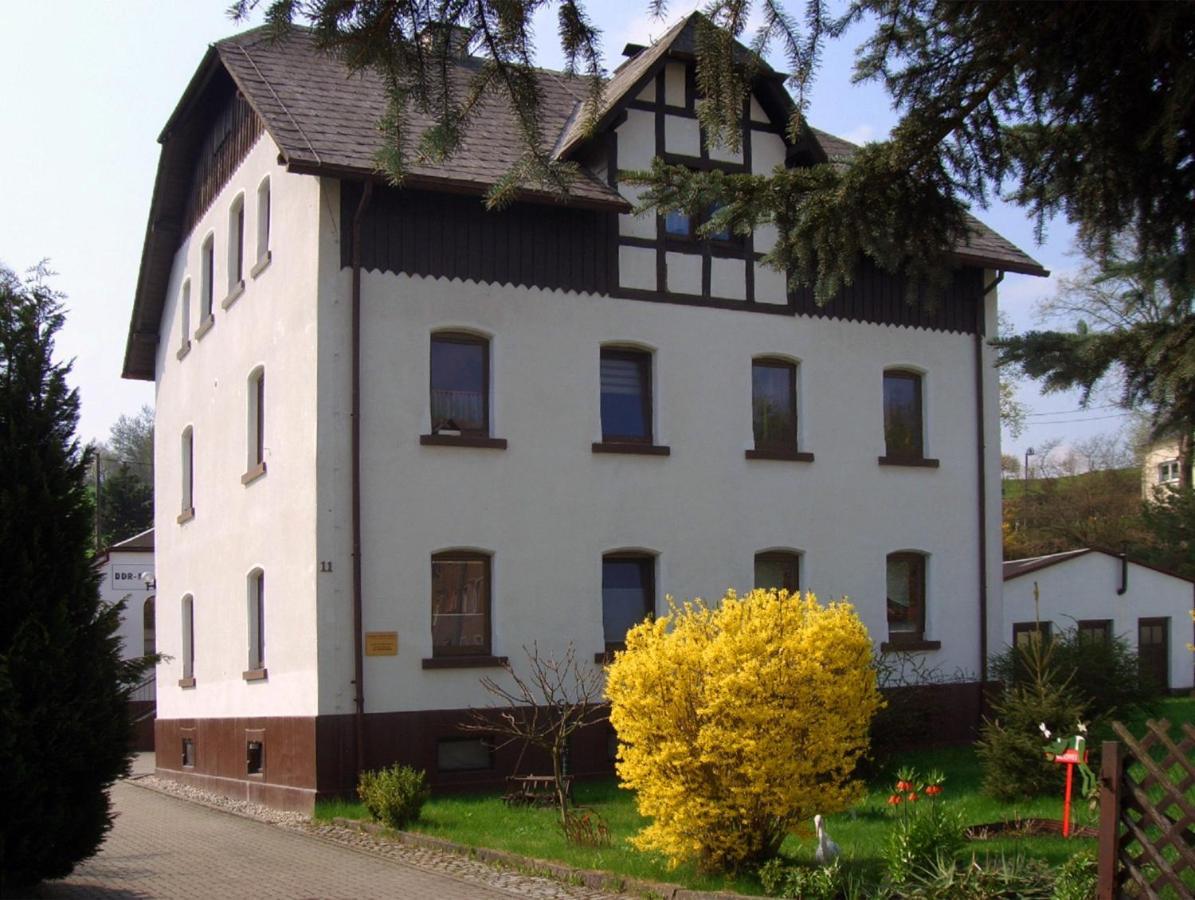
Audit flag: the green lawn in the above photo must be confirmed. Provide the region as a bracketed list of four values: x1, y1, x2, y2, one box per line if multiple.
[317, 697, 1195, 894]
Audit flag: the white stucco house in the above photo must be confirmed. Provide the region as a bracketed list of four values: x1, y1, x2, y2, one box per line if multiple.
[122, 14, 1047, 810]
[95, 527, 156, 749]
[1142, 435, 1193, 498]
[1003, 548, 1195, 692]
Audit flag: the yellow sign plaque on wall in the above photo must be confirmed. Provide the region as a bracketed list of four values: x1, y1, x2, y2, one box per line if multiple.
[365, 631, 398, 656]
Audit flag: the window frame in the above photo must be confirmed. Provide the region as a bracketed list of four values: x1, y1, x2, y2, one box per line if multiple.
[881, 369, 931, 464]
[255, 177, 271, 266]
[884, 551, 931, 648]
[601, 553, 655, 655]
[199, 235, 215, 322]
[178, 426, 195, 522]
[753, 550, 801, 594]
[751, 358, 798, 452]
[229, 194, 245, 292]
[599, 347, 654, 445]
[179, 594, 195, 687]
[1012, 620, 1052, 649]
[430, 551, 492, 659]
[245, 569, 266, 678]
[1158, 459, 1180, 484]
[178, 278, 192, 356]
[429, 332, 490, 438]
[1077, 619, 1113, 646]
[244, 367, 267, 483]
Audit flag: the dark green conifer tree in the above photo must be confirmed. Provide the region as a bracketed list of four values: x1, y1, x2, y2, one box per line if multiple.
[0, 264, 146, 896]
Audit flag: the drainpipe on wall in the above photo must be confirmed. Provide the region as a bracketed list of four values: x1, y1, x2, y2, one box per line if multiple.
[351, 180, 374, 778]
[976, 270, 1005, 688]
[1117, 545, 1128, 595]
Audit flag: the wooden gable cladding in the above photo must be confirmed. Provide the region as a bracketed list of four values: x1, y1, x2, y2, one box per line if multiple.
[791, 263, 984, 335]
[182, 89, 263, 237]
[342, 183, 616, 296]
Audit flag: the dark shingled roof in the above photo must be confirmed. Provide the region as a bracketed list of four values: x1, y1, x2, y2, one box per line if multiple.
[215, 27, 626, 209]
[125, 15, 1047, 381]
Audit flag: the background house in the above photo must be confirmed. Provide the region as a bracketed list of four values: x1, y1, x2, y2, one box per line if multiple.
[95, 527, 156, 750]
[1142, 435, 1194, 498]
[123, 15, 1044, 810]
[1003, 548, 1195, 692]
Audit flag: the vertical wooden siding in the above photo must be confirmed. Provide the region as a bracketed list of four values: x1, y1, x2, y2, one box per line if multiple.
[342, 184, 615, 296]
[791, 263, 983, 335]
[183, 90, 263, 236]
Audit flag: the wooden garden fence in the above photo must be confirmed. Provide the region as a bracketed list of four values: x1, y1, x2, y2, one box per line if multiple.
[1098, 719, 1195, 899]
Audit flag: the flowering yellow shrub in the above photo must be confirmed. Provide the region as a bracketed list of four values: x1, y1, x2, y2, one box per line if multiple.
[605, 589, 882, 873]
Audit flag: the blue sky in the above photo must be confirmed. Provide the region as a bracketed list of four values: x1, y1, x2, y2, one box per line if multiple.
[0, 1, 1131, 458]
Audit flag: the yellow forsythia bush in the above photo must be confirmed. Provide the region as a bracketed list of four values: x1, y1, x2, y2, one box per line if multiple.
[605, 589, 882, 873]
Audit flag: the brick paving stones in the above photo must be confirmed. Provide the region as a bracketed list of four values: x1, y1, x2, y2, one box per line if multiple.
[40, 778, 622, 900]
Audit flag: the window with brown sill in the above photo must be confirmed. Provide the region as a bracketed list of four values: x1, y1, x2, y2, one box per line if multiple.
[430, 551, 492, 659]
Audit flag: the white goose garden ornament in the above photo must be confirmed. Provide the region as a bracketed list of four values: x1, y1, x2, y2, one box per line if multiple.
[813, 814, 840, 864]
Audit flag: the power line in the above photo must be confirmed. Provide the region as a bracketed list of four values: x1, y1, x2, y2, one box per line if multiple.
[1024, 404, 1123, 417]
[1024, 411, 1134, 426]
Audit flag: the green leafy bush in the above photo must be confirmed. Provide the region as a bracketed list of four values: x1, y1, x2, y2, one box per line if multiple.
[898, 853, 1055, 899]
[1052, 849, 1097, 900]
[976, 680, 1087, 801]
[758, 858, 866, 899]
[357, 764, 429, 830]
[991, 624, 1156, 724]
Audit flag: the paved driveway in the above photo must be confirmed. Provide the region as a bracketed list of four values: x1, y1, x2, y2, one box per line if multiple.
[41, 780, 610, 900]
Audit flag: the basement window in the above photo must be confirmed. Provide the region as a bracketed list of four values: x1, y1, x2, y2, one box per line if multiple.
[436, 737, 492, 772]
[181, 737, 195, 768]
[246, 740, 264, 776]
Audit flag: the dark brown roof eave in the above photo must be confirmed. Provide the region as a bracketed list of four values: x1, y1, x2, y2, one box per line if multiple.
[954, 252, 1050, 278]
[283, 159, 632, 213]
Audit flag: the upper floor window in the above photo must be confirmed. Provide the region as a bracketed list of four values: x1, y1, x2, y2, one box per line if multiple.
[886, 551, 927, 644]
[244, 367, 266, 481]
[600, 348, 652, 443]
[1158, 459, 1180, 484]
[247, 569, 265, 674]
[430, 333, 488, 436]
[229, 194, 245, 292]
[602, 553, 654, 652]
[431, 551, 491, 657]
[664, 209, 691, 238]
[256, 177, 271, 264]
[180, 594, 195, 685]
[752, 359, 797, 451]
[883, 370, 924, 461]
[200, 235, 215, 321]
[179, 427, 194, 520]
[179, 279, 191, 350]
[754, 551, 800, 594]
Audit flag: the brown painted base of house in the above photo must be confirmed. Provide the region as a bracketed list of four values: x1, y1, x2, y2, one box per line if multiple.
[154, 681, 987, 813]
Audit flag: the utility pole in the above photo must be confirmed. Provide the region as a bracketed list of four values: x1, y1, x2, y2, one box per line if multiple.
[1021, 447, 1035, 533]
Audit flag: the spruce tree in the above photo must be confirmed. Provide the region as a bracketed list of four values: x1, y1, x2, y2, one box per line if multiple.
[0, 264, 144, 895]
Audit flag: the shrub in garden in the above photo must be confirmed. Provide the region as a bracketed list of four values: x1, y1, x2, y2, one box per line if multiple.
[357, 764, 429, 830]
[976, 678, 1086, 801]
[759, 858, 864, 899]
[990, 624, 1155, 726]
[606, 589, 882, 873]
[881, 768, 965, 885]
[1052, 849, 1097, 900]
[898, 853, 1055, 899]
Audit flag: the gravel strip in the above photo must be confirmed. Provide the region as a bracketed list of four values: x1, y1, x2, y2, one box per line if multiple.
[130, 775, 624, 899]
